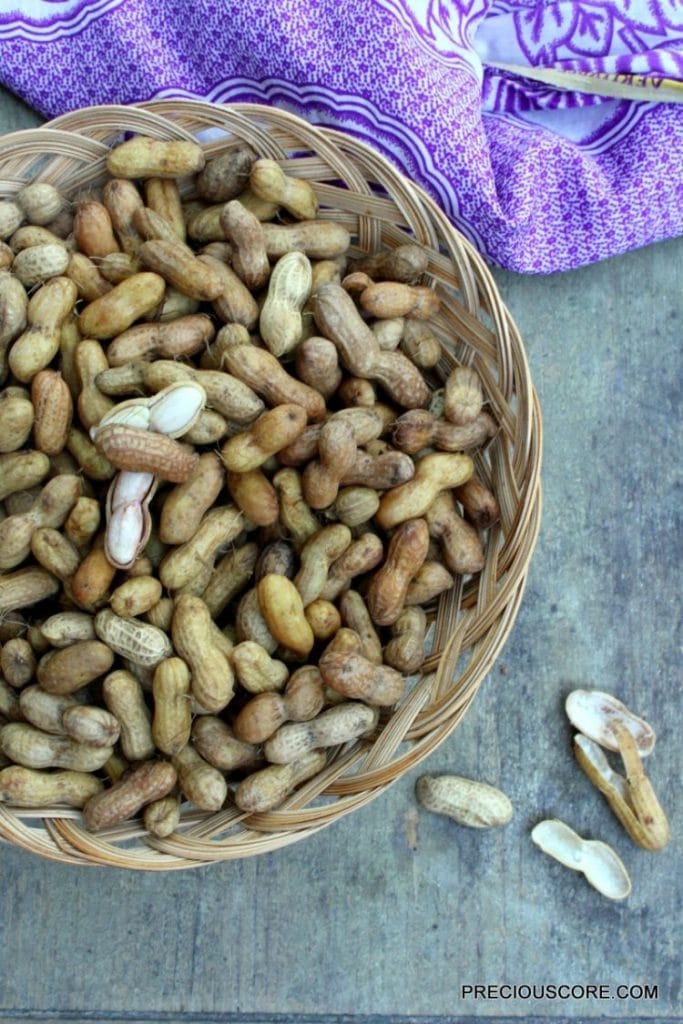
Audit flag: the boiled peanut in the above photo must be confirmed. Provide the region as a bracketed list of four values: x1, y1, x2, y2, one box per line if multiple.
[143, 793, 181, 838]
[259, 251, 313, 357]
[12, 243, 69, 288]
[159, 504, 243, 591]
[9, 276, 78, 382]
[110, 575, 163, 618]
[257, 575, 315, 659]
[0, 390, 33, 453]
[227, 468, 279, 527]
[0, 474, 81, 570]
[454, 474, 501, 530]
[78, 272, 165, 339]
[220, 200, 270, 290]
[39, 611, 96, 648]
[217, 324, 326, 421]
[222, 404, 307, 473]
[234, 749, 326, 813]
[0, 271, 29, 383]
[0, 566, 59, 613]
[102, 669, 155, 761]
[145, 177, 186, 240]
[1, 637, 36, 688]
[405, 561, 454, 605]
[95, 609, 172, 668]
[139, 239, 224, 301]
[62, 705, 121, 748]
[0, 722, 113, 772]
[264, 701, 379, 764]
[37, 640, 114, 695]
[233, 666, 324, 744]
[107, 137, 205, 179]
[30, 526, 81, 581]
[82, 759, 177, 831]
[293, 524, 352, 607]
[106, 314, 214, 365]
[416, 774, 513, 828]
[231, 641, 289, 694]
[196, 145, 256, 202]
[201, 542, 258, 618]
[172, 595, 234, 714]
[191, 716, 260, 772]
[0, 765, 103, 808]
[172, 744, 227, 812]
[319, 629, 405, 706]
[367, 518, 430, 626]
[152, 657, 192, 756]
[96, 424, 198, 483]
[384, 608, 427, 674]
[17, 183, 64, 226]
[376, 453, 474, 530]
[261, 221, 350, 260]
[31, 370, 73, 456]
[272, 468, 320, 549]
[444, 365, 483, 424]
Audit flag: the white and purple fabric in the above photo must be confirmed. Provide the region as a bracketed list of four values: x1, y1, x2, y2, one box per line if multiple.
[0, 0, 682, 272]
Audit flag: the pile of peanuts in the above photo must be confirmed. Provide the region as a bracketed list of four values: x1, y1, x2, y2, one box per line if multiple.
[0, 134, 500, 837]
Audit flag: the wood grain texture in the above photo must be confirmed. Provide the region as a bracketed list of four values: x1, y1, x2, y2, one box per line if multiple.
[0, 87, 680, 1021]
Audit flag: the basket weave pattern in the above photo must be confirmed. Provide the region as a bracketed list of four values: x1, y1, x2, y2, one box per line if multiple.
[0, 101, 542, 869]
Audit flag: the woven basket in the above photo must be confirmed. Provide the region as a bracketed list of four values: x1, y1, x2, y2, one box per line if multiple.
[0, 100, 542, 869]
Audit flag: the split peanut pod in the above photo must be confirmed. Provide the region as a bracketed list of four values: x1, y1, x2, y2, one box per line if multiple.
[574, 728, 670, 851]
[531, 819, 632, 901]
[565, 689, 655, 756]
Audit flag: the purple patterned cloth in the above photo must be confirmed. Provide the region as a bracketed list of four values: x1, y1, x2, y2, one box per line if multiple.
[0, 1, 682, 272]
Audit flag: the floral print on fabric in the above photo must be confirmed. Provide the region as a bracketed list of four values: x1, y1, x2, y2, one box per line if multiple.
[0, 0, 681, 272]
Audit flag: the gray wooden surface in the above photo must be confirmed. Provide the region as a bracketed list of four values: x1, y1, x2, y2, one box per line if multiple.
[0, 88, 680, 1024]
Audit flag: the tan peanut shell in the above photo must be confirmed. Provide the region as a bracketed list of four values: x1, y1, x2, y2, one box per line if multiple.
[82, 759, 178, 831]
[192, 717, 260, 772]
[218, 325, 326, 421]
[367, 518, 430, 626]
[0, 765, 103, 808]
[36, 640, 114, 695]
[0, 722, 113, 773]
[0, 566, 60, 613]
[31, 370, 73, 456]
[62, 706, 121, 748]
[319, 630, 405, 707]
[102, 669, 155, 762]
[152, 657, 192, 756]
[1, 637, 36, 688]
[9, 276, 77, 383]
[95, 609, 172, 668]
[416, 774, 513, 828]
[264, 701, 379, 764]
[376, 453, 474, 530]
[172, 744, 227, 812]
[221, 404, 307, 473]
[234, 750, 327, 813]
[0, 392, 33, 453]
[95, 424, 199, 483]
[78, 272, 165, 339]
[106, 137, 205, 179]
[172, 595, 234, 714]
[0, 451, 49, 507]
[145, 178, 186, 240]
[257, 575, 315, 659]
